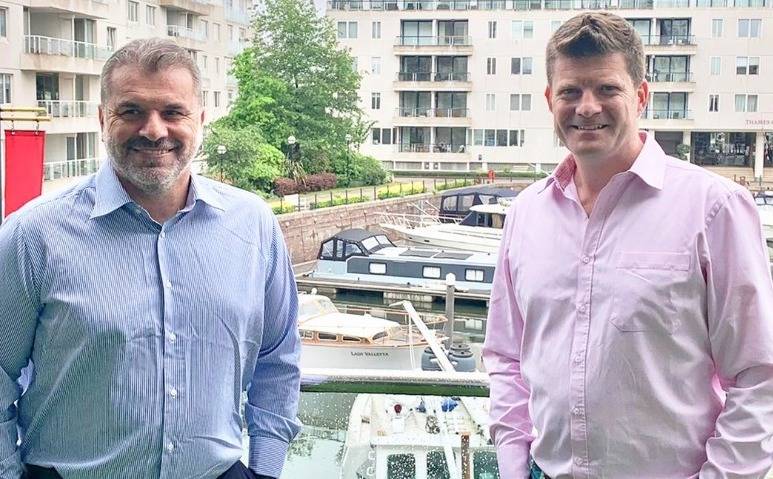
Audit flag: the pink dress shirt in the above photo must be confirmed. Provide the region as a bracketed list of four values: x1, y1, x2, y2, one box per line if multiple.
[483, 133, 773, 478]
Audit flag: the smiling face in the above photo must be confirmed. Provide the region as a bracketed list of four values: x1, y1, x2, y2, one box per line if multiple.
[99, 66, 204, 195]
[545, 52, 648, 166]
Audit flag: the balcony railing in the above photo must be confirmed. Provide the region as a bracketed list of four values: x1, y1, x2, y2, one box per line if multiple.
[396, 72, 470, 82]
[646, 71, 693, 82]
[328, 0, 764, 8]
[24, 35, 113, 61]
[395, 35, 472, 47]
[641, 34, 696, 46]
[166, 25, 205, 42]
[44, 158, 100, 181]
[644, 109, 692, 120]
[398, 143, 468, 153]
[396, 107, 469, 118]
[37, 100, 99, 118]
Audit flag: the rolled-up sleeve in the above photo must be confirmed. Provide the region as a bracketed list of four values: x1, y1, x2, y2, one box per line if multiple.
[700, 189, 773, 478]
[0, 217, 40, 479]
[482, 204, 533, 479]
[245, 215, 301, 478]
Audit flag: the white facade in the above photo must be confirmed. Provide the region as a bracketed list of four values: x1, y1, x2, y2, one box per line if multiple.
[0, 0, 251, 190]
[328, 0, 773, 177]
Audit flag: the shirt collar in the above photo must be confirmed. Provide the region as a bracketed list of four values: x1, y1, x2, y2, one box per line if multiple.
[90, 163, 226, 219]
[540, 131, 666, 194]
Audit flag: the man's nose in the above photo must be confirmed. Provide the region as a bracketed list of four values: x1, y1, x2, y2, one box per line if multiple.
[138, 111, 168, 142]
[576, 91, 602, 118]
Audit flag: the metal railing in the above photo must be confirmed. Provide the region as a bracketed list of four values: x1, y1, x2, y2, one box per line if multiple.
[398, 143, 468, 153]
[301, 368, 489, 396]
[166, 25, 205, 41]
[44, 158, 100, 181]
[397, 72, 471, 82]
[641, 34, 696, 46]
[396, 107, 469, 118]
[329, 0, 763, 7]
[395, 35, 472, 47]
[37, 100, 99, 118]
[646, 71, 693, 82]
[24, 35, 112, 61]
[644, 109, 692, 120]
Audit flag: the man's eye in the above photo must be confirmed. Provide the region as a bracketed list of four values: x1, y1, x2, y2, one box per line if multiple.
[165, 111, 183, 117]
[120, 109, 140, 116]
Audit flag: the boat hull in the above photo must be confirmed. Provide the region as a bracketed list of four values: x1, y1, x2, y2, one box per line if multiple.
[301, 343, 426, 370]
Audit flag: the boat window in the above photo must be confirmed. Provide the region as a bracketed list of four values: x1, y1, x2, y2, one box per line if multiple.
[320, 240, 335, 259]
[479, 194, 495, 205]
[387, 454, 416, 479]
[299, 330, 314, 339]
[344, 242, 364, 258]
[465, 269, 484, 282]
[342, 336, 362, 343]
[427, 450, 450, 479]
[757, 197, 766, 205]
[362, 236, 380, 251]
[441, 196, 457, 212]
[423, 266, 441, 279]
[491, 214, 505, 229]
[371, 331, 388, 341]
[376, 235, 394, 246]
[472, 451, 500, 479]
[369, 262, 387, 274]
[460, 194, 475, 211]
[318, 332, 338, 342]
[334, 240, 347, 259]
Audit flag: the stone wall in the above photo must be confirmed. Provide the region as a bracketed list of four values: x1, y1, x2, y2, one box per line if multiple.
[278, 193, 440, 264]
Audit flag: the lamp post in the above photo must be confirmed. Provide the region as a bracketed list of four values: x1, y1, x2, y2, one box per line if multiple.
[344, 133, 353, 186]
[216, 144, 227, 181]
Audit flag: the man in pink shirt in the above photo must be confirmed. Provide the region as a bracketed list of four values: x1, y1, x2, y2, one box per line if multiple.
[483, 12, 773, 479]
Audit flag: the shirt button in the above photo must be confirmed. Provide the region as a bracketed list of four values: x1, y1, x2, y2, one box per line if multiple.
[572, 406, 582, 415]
[573, 354, 583, 364]
[168, 332, 177, 343]
[164, 280, 172, 289]
[160, 231, 166, 239]
[577, 304, 586, 313]
[582, 255, 590, 264]
[574, 457, 584, 466]
[169, 387, 178, 398]
[166, 442, 175, 452]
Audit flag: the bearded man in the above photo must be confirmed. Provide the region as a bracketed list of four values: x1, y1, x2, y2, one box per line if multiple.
[0, 38, 300, 479]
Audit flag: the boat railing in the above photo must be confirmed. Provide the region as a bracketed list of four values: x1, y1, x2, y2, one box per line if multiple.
[379, 211, 462, 229]
[337, 303, 447, 326]
[301, 368, 489, 396]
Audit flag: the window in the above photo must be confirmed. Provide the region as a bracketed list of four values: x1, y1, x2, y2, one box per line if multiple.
[423, 266, 441, 279]
[201, 19, 208, 38]
[201, 90, 208, 107]
[146, 5, 155, 25]
[522, 94, 531, 111]
[371, 92, 381, 110]
[107, 27, 116, 50]
[228, 24, 234, 40]
[496, 129, 507, 146]
[712, 19, 723, 38]
[372, 128, 381, 144]
[369, 262, 386, 274]
[736, 56, 759, 75]
[488, 21, 497, 39]
[0, 74, 11, 104]
[739, 19, 761, 38]
[202, 54, 208, 71]
[215, 23, 221, 41]
[511, 94, 531, 111]
[128, 1, 138, 22]
[212, 91, 219, 108]
[372, 21, 381, 39]
[381, 128, 392, 145]
[371, 57, 381, 74]
[484, 129, 495, 146]
[465, 269, 484, 282]
[709, 94, 719, 112]
[511, 57, 532, 74]
[486, 57, 496, 75]
[0, 7, 6, 38]
[511, 20, 533, 39]
[349, 21, 358, 38]
[710, 57, 721, 75]
[509, 129, 525, 146]
[338, 21, 358, 38]
[735, 94, 758, 112]
[485, 93, 495, 112]
[215, 57, 220, 74]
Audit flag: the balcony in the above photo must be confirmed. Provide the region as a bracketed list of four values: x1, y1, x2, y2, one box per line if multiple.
[225, 7, 251, 24]
[44, 158, 100, 181]
[646, 71, 695, 91]
[394, 72, 472, 91]
[158, 0, 213, 16]
[21, 35, 111, 74]
[167, 25, 206, 49]
[394, 36, 473, 56]
[27, 0, 110, 18]
[38, 100, 99, 119]
[641, 35, 697, 54]
[640, 109, 693, 129]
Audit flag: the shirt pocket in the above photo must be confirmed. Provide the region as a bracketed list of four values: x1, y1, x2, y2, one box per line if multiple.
[609, 251, 691, 334]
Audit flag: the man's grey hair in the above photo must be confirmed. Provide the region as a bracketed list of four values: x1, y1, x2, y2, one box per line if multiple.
[100, 38, 202, 106]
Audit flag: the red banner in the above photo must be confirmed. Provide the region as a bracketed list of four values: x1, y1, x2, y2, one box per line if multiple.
[4, 130, 46, 217]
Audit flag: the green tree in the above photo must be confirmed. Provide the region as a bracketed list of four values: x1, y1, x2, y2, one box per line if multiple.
[229, 0, 365, 173]
[202, 120, 285, 192]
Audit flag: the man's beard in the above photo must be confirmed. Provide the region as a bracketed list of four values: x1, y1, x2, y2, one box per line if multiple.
[106, 131, 202, 195]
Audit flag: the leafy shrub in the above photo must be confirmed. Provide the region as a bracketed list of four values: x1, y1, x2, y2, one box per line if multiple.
[272, 204, 297, 215]
[309, 195, 367, 209]
[376, 182, 426, 199]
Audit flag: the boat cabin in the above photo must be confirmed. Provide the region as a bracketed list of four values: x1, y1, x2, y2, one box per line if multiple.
[317, 228, 395, 261]
[438, 186, 517, 222]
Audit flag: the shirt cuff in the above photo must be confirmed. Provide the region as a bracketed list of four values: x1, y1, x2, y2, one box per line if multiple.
[248, 435, 290, 478]
[495, 441, 531, 479]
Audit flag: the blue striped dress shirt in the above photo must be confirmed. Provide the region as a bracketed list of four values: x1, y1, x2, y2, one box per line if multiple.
[0, 164, 301, 479]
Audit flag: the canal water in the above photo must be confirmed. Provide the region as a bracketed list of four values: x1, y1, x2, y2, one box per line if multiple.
[278, 290, 490, 478]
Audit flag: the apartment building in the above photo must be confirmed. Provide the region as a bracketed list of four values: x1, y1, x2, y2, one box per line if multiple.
[0, 0, 251, 188]
[329, 0, 773, 178]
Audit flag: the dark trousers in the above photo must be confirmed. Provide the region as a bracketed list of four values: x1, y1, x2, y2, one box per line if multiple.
[25, 461, 263, 479]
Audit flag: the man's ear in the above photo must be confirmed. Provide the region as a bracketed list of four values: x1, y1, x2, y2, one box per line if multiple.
[636, 79, 650, 116]
[544, 85, 553, 114]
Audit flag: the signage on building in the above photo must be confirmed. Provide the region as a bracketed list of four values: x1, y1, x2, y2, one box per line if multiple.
[746, 119, 772, 127]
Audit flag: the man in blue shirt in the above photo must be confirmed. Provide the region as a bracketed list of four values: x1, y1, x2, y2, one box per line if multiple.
[0, 38, 301, 479]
